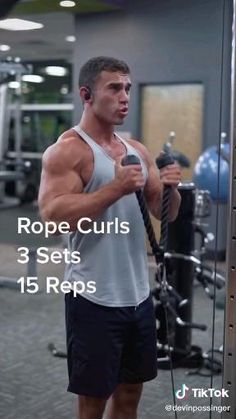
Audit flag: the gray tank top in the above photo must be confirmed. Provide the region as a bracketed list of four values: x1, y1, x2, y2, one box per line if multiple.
[64, 125, 150, 307]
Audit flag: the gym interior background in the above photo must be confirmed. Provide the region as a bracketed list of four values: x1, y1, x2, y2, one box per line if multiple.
[0, 0, 233, 418]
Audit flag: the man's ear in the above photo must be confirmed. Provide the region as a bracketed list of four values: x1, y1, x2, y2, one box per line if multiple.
[79, 86, 91, 102]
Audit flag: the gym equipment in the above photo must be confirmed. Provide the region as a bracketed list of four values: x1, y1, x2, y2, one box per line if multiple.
[0, 85, 10, 161]
[150, 132, 224, 371]
[194, 189, 211, 218]
[159, 183, 223, 372]
[223, 2, 236, 414]
[163, 131, 190, 168]
[193, 136, 229, 258]
[193, 136, 230, 203]
[0, 59, 32, 207]
[160, 136, 225, 298]
[193, 226, 225, 298]
[48, 343, 67, 358]
[6, 103, 73, 204]
[194, 202, 225, 299]
[0, 83, 20, 204]
[0, 248, 37, 290]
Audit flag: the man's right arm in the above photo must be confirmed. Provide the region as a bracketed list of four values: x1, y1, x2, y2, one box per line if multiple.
[38, 142, 144, 230]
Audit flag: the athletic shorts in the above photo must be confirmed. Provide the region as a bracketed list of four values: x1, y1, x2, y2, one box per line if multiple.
[65, 292, 158, 398]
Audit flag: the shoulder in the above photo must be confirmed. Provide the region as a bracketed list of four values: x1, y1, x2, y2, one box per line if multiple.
[126, 138, 151, 167]
[42, 128, 85, 173]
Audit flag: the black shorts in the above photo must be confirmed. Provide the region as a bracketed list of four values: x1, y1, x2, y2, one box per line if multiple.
[65, 292, 158, 398]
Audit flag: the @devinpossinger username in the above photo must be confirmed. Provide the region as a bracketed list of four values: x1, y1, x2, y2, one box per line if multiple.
[165, 404, 230, 413]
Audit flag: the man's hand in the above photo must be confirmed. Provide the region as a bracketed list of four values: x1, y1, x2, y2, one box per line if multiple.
[114, 155, 145, 195]
[157, 152, 181, 189]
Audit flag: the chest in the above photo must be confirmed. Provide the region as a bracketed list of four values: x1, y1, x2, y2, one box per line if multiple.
[100, 140, 126, 161]
[79, 140, 127, 187]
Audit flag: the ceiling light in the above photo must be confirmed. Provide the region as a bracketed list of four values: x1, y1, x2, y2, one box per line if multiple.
[0, 19, 44, 31]
[8, 81, 20, 89]
[60, 1, 76, 8]
[45, 66, 68, 77]
[60, 0, 76, 7]
[22, 75, 44, 83]
[65, 35, 76, 42]
[0, 44, 10, 51]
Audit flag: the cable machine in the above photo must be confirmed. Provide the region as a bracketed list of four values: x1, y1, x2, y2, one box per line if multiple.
[222, 0, 236, 416]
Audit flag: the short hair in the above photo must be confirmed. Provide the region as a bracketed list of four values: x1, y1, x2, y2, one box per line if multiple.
[78, 56, 130, 91]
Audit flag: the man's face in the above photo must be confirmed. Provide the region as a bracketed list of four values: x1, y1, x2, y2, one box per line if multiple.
[90, 70, 131, 125]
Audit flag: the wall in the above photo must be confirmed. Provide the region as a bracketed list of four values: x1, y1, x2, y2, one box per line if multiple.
[73, 0, 232, 149]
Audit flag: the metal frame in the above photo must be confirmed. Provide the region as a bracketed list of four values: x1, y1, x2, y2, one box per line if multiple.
[0, 61, 32, 165]
[222, 0, 236, 417]
[9, 103, 74, 112]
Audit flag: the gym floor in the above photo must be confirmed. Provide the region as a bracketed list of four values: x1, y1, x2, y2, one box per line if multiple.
[0, 204, 225, 419]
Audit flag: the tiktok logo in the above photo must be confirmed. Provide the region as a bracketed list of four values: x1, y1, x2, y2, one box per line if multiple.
[175, 384, 190, 400]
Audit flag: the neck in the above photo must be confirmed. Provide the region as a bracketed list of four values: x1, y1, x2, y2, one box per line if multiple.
[79, 112, 114, 143]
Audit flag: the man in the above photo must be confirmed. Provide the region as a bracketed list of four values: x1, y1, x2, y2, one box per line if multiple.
[38, 56, 181, 419]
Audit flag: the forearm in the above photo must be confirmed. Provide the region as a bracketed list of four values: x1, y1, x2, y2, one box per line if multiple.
[39, 180, 123, 230]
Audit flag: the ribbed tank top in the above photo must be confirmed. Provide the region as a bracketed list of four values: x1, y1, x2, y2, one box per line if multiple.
[64, 125, 150, 307]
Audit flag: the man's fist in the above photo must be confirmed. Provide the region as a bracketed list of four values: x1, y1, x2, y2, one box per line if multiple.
[157, 151, 181, 188]
[114, 155, 145, 195]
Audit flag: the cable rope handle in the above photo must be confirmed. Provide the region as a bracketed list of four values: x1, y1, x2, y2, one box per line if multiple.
[121, 154, 163, 264]
[121, 153, 178, 418]
[156, 153, 175, 251]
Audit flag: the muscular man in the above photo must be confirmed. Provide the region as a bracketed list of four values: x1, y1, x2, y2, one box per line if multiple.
[38, 56, 181, 419]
